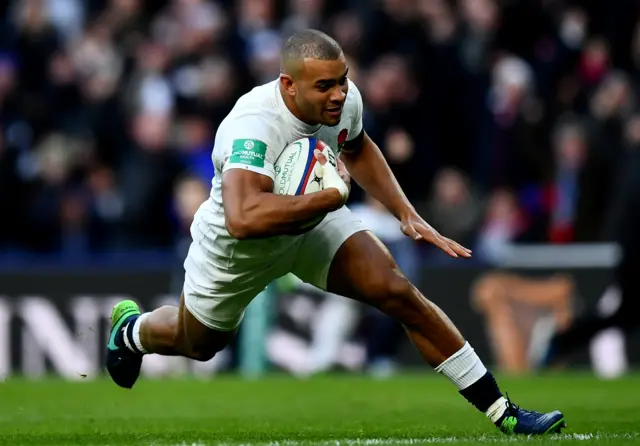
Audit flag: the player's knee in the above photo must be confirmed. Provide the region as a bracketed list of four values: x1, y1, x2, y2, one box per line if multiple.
[370, 270, 415, 315]
[185, 335, 229, 362]
[188, 347, 218, 362]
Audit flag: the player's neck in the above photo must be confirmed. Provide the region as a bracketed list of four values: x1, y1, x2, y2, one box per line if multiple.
[278, 83, 321, 131]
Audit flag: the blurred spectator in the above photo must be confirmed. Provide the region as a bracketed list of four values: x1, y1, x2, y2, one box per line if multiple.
[123, 40, 174, 116]
[116, 112, 184, 249]
[417, 167, 484, 252]
[458, 0, 500, 75]
[476, 188, 526, 264]
[174, 114, 215, 184]
[546, 118, 592, 243]
[86, 164, 123, 251]
[282, 0, 325, 38]
[24, 133, 90, 252]
[487, 54, 546, 190]
[578, 37, 610, 89]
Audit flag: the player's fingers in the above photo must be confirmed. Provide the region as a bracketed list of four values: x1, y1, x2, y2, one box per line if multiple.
[401, 223, 423, 241]
[412, 223, 458, 258]
[437, 236, 458, 258]
[422, 229, 458, 258]
[450, 239, 472, 256]
[449, 241, 471, 258]
[451, 238, 472, 254]
[443, 237, 472, 257]
[336, 160, 350, 183]
[314, 149, 327, 165]
[336, 158, 347, 173]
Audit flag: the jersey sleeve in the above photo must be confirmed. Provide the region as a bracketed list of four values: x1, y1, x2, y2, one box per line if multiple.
[219, 115, 280, 181]
[347, 79, 364, 141]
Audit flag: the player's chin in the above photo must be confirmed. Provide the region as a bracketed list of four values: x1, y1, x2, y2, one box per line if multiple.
[321, 109, 342, 126]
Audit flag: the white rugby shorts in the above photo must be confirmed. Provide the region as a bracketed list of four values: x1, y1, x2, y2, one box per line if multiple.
[183, 206, 367, 331]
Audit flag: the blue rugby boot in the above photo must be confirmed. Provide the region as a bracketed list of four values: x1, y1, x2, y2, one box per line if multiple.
[106, 300, 143, 389]
[497, 395, 566, 435]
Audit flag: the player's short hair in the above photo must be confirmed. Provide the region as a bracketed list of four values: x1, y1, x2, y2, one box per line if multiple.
[281, 29, 343, 73]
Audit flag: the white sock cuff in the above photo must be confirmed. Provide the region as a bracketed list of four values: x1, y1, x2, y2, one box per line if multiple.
[434, 342, 487, 391]
[435, 342, 471, 373]
[132, 313, 149, 354]
[486, 396, 509, 423]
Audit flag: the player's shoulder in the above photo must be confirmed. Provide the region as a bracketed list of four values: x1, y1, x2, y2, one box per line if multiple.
[236, 80, 278, 108]
[344, 79, 363, 117]
[337, 79, 363, 138]
[218, 81, 283, 142]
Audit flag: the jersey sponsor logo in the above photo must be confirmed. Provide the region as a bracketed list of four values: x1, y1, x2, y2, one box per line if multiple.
[230, 139, 268, 168]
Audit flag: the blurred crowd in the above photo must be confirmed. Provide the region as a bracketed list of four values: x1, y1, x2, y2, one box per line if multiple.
[1, 0, 640, 263]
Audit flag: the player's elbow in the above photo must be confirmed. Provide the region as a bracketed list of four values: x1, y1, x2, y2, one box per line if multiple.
[225, 204, 266, 239]
[225, 214, 252, 240]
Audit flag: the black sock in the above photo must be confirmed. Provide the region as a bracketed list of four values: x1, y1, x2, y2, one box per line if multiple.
[459, 371, 503, 414]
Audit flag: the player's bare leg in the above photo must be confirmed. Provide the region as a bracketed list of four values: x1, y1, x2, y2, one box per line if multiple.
[106, 294, 235, 388]
[139, 294, 235, 358]
[327, 231, 566, 435]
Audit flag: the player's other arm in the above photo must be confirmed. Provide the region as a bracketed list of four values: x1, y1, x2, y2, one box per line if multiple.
[222, 169, 342, 239]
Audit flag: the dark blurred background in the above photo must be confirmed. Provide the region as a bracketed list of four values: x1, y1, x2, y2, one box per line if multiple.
[2, 0, 639, 263]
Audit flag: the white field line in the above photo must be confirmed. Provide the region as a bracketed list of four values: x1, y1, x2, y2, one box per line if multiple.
[164, 432, 640, 446]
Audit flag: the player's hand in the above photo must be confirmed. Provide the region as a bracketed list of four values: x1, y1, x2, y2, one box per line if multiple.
[335, 157, 351, 192]
[400, 212, 472, 259]
[314, 149, 350, 203]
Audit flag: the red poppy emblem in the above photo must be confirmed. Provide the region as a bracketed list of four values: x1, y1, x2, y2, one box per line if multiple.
[337, 129, 348, 149]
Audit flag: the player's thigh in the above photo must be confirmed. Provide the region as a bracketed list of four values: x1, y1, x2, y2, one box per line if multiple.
[325, 230, 418, 317]
[181, 221, 289, 356]
[290, 206, 367, 290]
[182, 251, 276, 335]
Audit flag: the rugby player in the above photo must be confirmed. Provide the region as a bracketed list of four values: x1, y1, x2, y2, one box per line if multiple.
[106, 30, 565, 435]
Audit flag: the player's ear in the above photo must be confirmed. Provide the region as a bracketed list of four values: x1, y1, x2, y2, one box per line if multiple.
[280, 74, 296, 97]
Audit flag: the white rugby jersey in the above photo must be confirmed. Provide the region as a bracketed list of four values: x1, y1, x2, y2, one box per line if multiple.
[189, 78, 364, 271]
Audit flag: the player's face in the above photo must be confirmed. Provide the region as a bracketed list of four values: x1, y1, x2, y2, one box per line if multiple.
[296, 56, 349, 127]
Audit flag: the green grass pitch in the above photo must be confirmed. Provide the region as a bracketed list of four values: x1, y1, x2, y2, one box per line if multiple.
[1, 373, 639, 445]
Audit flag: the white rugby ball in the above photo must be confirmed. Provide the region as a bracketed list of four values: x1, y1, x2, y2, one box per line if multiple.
[273, 137, 337, 231]
[273, 137, 337, 196]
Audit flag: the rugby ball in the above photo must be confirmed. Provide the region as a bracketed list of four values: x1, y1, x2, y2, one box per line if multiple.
[273, 138, 337, 231]
[273, 138, 337, 196]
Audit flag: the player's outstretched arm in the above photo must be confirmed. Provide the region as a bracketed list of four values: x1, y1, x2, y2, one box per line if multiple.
[222, 168, 343, 239]
[341, 131, 472, 258]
